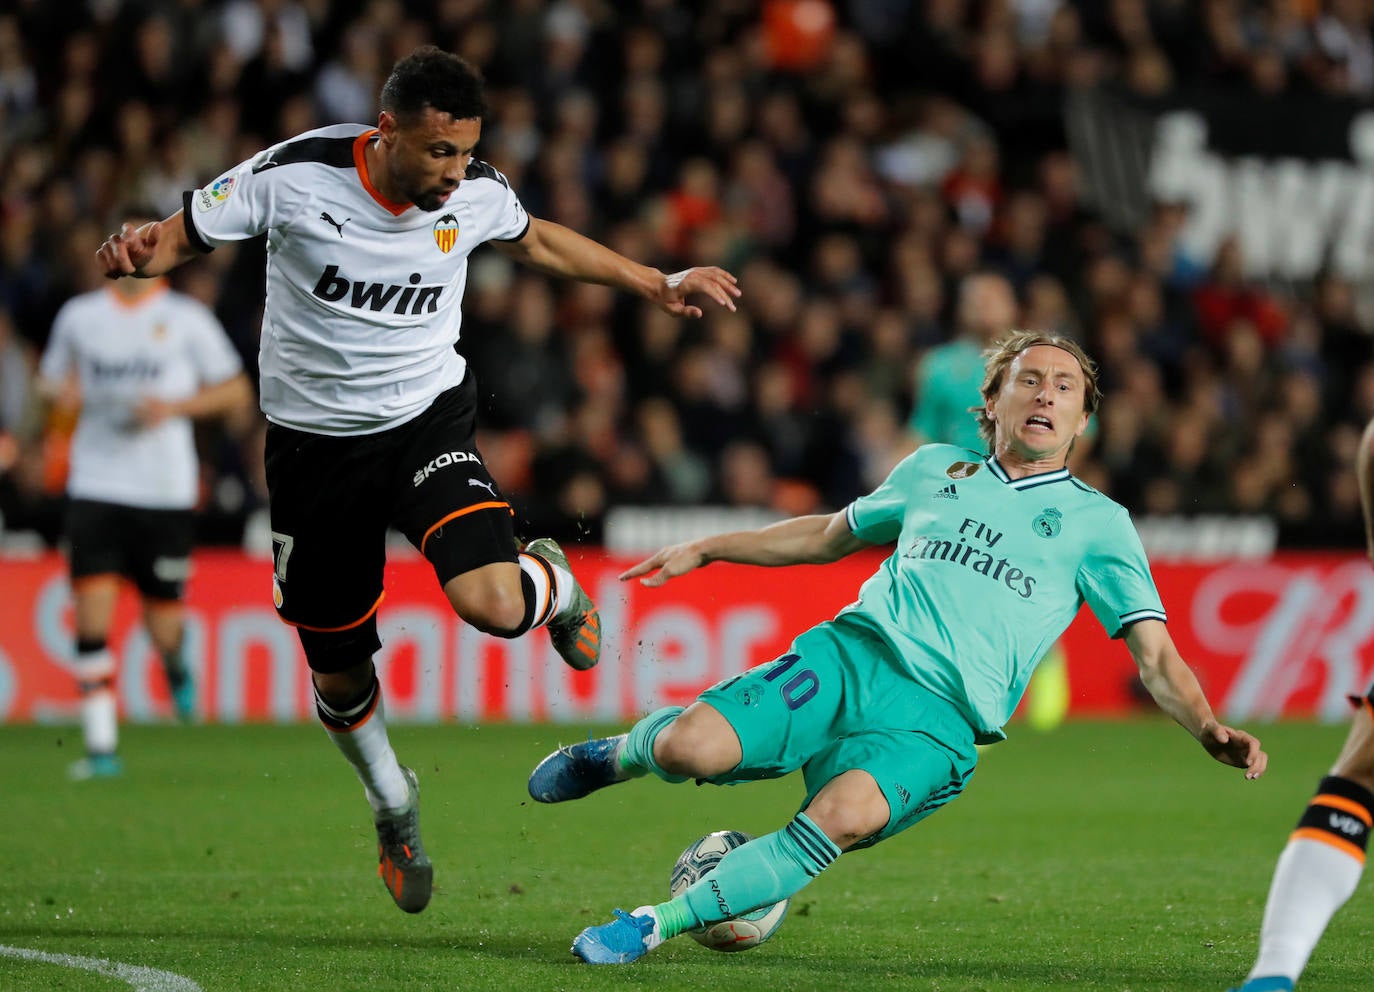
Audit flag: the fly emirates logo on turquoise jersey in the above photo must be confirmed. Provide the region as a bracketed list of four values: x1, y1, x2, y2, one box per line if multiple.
[900, 516, 1037, 599]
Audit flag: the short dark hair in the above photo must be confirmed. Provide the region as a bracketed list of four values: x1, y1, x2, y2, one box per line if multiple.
[380, 46, 488, 122]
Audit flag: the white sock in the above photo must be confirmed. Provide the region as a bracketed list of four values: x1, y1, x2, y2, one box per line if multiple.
[1248, 837, 1364, 982]
[519, 552, 575, 626]
[317, 683, 409, 811]
[74, 648, 118, 755]
[629, 905, 665, 951]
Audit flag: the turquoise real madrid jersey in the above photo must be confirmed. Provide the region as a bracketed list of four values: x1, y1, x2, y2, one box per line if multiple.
[841, 443, 1165, 743]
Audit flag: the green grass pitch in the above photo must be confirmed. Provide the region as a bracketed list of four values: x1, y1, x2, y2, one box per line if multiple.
[3, 719, 1372, 991]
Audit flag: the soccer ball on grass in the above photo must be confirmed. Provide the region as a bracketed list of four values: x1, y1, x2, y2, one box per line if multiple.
[669, 829, 789, 951]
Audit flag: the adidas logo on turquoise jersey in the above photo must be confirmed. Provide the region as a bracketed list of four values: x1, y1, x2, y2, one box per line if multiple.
[933, 483, 959, 500]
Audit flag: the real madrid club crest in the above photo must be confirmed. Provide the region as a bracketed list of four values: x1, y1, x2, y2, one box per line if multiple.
[433, 213, 459, 253]
[946, 461, 981, 479]
[1032, 508, 1062, 538]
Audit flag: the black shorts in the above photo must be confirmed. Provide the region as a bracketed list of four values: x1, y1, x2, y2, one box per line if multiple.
[66, 499, 195, 601]
[263, 374, 515, 631]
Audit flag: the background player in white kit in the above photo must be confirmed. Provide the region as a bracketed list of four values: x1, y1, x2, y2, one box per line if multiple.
[95, 47, 741, 914]
[40, 208, 254, 781]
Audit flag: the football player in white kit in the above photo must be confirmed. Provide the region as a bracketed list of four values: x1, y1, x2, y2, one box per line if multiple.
[96, 47, 741, 915]
[42, 208, 254, 781]
[1225, 418, 1374, 992]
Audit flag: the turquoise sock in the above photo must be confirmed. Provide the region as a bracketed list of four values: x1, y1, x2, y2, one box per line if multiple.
[620, 706, 688, 783]
[653, 813, 841, 939]
[160, 645, 188, 687]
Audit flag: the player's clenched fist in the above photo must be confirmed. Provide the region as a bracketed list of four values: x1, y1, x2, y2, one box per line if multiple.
[96, 221, 160, 279]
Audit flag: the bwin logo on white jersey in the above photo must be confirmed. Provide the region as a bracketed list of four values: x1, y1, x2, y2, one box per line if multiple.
[312, 265, 445, 315]
[468, 478, 498, 498]
[413, 450, 482, 487]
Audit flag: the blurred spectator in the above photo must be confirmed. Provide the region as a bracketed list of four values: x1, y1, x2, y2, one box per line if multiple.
[1192, 237, 1288, 352]
[0, 307, 37, 463]
[1314, 0, 1374, 95]
[763, 0, 837, 73]
[636, 397, 711, 505]
[314, 23, 384, 124]
[463, 271, 577, 434]
[221, 0, 314, 73]
[0, 16, 37, 156]
[942, 134, 1002, 234]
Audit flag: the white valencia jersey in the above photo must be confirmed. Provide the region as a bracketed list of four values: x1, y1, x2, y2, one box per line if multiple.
[182, 123, 530, 435]
[40, 285, 243, 509]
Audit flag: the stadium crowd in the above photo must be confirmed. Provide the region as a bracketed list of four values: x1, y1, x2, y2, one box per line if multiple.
[2, 0, 1374, 550]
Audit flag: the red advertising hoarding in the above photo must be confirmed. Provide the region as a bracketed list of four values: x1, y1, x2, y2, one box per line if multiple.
[0, 549, 1370, 724]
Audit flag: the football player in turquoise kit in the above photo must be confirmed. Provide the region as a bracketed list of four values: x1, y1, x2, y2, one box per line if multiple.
[529, 330, 1268, 964]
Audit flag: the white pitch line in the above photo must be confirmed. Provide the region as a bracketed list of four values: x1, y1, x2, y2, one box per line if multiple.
[0, 944, 203, 991]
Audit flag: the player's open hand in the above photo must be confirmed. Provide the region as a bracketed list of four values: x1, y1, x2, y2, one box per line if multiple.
[620, 542, 709, 587]
[97, 221, 160, 279]
[1200, 722, 1268, 779]
[652, 267, 741, 319]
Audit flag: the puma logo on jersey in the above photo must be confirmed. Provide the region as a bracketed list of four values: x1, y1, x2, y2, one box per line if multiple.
[468, 478, 498, 498]
[312, 265, 444, 314]
[412, 450, 483, 486]
[320, 212, 351, 237]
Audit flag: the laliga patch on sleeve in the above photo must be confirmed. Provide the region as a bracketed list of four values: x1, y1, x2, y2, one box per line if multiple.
[195, 174, 236, 212]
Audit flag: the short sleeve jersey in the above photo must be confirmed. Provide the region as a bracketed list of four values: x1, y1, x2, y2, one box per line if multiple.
[842, 443, 1165, 742]
[908, 339, 987, 452]
[39, 285, 243, 509]
[182, 124, 530, 435]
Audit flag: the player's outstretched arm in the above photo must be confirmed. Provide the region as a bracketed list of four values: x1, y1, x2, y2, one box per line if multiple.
[621, 512, 872, 587]
[1125, 618, 1268, 779]
[494, 217, 741, 318]
[96, 211, 199, 280]
[133, 372, 256, 429]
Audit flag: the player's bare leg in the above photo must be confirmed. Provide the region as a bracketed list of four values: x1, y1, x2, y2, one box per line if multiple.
[443, 542, 600, 671]
[522, 539, 600, 671]
[68, 576, 121, 780]
[144, 600, 194, 721]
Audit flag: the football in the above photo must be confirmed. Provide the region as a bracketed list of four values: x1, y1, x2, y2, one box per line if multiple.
[669, 830, 789, 951]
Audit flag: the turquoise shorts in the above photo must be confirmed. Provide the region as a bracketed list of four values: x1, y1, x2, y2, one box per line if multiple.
[698, 618, 978, 848]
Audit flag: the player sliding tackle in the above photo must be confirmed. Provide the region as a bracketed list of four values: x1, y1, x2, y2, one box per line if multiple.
[529, 330, 1268, 964]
